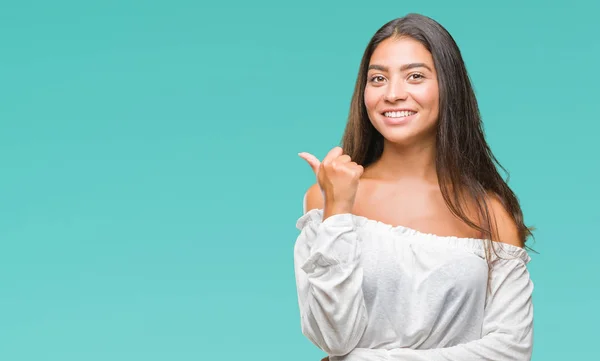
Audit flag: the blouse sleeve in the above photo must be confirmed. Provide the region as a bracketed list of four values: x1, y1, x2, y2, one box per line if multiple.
[341, 254, 534, 361]
[293, 209, 369, 357]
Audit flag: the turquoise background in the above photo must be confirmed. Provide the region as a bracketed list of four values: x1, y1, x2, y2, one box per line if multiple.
[1, 0, 598, 360]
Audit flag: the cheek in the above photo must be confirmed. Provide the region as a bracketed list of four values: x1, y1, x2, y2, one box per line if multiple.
[414, 86, 437, 106]
[363, 87, 379, 111]
[413, 85, 439, 114]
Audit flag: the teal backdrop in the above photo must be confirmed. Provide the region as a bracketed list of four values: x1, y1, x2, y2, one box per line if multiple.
[1, 0, 598, 360]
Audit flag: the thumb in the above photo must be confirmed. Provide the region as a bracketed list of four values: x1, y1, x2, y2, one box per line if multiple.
[298, 152, 321, 175]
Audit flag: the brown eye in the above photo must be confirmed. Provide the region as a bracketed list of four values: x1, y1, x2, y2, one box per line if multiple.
[369, 75, 386, 83]
[408, 73, 425, 80]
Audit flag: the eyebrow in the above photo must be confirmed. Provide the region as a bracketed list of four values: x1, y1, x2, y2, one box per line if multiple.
[368, 63, 432, 72]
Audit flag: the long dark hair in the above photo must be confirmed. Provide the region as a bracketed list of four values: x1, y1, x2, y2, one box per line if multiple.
[341, 13, 536, 261]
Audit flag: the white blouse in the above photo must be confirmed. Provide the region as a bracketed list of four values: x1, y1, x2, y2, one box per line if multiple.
[293, 208, 534, 361]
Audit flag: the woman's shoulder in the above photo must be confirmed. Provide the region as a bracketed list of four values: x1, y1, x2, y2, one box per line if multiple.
[484, 192, 523, 248]
[303, 183, 323, 214]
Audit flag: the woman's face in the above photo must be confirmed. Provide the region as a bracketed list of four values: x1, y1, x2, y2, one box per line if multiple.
[364, 36, 439, 146]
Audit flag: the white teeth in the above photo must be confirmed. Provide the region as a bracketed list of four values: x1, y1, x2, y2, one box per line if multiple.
[384, 110, 416, 118]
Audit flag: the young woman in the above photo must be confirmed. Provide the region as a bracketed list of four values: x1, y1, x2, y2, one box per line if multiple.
[294, 13, 535, 361]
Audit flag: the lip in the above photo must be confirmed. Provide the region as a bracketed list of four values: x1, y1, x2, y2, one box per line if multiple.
[381, 110, 418, 125]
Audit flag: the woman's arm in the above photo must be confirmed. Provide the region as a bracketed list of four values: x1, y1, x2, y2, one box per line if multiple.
[294, 185, 368, 357]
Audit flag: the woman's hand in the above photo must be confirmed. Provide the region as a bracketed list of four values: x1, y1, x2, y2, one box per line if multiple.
[320, 357, 329, 361]
[298, 146, 363, 217]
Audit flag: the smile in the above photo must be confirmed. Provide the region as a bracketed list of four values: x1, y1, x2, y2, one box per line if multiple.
[383, 110, 417, 118]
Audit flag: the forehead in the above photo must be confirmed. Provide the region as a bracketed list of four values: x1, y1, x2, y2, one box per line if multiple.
[369, 37, 434, 67]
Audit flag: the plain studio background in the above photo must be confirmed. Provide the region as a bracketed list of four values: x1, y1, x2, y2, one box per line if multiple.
[1, 0, 598, 360]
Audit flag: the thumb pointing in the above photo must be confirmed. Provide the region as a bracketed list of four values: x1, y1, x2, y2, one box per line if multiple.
[298, 152, 320, 175]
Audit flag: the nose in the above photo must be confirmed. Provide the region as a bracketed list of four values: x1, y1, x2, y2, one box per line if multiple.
[384, 80, 408, 102]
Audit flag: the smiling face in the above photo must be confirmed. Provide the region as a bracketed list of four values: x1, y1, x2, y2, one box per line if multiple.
[364, 36, 440, 147]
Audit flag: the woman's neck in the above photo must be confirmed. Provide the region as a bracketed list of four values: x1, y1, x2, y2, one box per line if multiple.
[364, 139, 438, 185]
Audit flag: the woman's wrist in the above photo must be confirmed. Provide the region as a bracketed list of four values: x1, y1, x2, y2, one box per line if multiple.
[323, 202, 353, 220]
